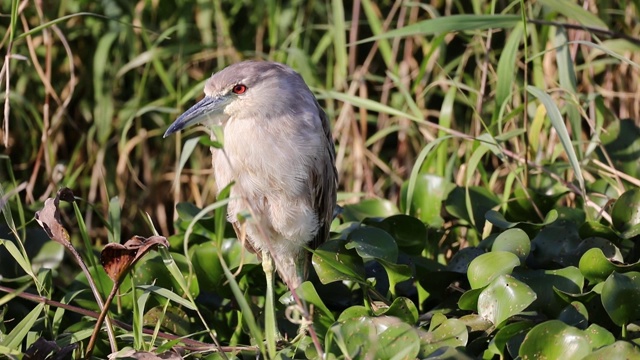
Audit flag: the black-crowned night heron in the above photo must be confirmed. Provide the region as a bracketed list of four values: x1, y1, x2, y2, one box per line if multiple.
[164, 61, 337, 297]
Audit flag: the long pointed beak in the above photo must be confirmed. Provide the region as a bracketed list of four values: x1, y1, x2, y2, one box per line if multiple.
[163, 95, 230, 138]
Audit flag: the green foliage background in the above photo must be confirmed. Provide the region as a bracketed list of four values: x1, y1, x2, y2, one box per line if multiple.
[2, 0, 640, 358]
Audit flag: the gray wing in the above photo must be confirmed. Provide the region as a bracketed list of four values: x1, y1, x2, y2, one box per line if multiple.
[309, 103, 338, 250]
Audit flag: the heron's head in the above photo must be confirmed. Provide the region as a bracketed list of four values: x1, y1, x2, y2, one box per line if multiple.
[163, 61, 315, 138]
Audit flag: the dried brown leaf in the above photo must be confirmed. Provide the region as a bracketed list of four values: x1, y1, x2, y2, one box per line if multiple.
[34, 188, 75, 244]
[100, 235, 169, 282]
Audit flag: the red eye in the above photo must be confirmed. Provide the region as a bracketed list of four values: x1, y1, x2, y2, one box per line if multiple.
[232, 84, 247, 94]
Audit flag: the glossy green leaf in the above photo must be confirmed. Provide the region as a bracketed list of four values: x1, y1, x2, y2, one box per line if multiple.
[370, 215, 428, 254]
[400, 174, 450, 228]
[375, 296, 418, 324]
[337, 306, 370, 321]
[376, 322, 421, 360]
[312, 240, 366, 284]
[175, 201, 213, 221]
[491, 228, 530, 261]
[558, 301, 588, 329]
[329, 316, 375, 357]
[478, 275, 536, 325]
[513, 266, 583, 316]
[598, 119, 640, 179]
[519, 320, 591, 360]
[294, 282, 335, 340]
[447, 247, 485, 273]
[611, 188, 640, 238]
[445, 186, 500, 232]
[467, 251, 520, 289]
[487, 321, 534, 359]
[582, 324, 615, 350]
[190, 242, 224, 291]
[583, 341, 640, 359]
[346, 227, 398, 263]
[341, 199, 399, 222]
[506, 187, 566, 223]
[134, 253, 199, 299]
[458, 287, 483, 311]
[419, 318, 468, 358]
[485, 209, 558, 229]
[601, 271, 640, 326]
[529, 220, 581, 268]
[579, 248, 640, 284]
[575, 237, 623, 264]
[377, 258, 413, 291]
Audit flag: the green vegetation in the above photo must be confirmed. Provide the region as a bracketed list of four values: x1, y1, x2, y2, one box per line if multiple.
[2, 0, 640, 358]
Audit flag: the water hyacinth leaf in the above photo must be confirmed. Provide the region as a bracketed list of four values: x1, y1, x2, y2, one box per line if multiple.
[190, 242, 224, 291]
[597, 119, 640, 179]
[611, 188, 640, 239]
[512, 267, 583, 317]
[175, 202, 213, 221]
[293, 281, 336, 340]
[478, 275, 536, 325]
[575, 237, 623, 264]
[601, 271, 640, 326]
[458, 287, 483, 311]
[377, 258, 412, 291]
[578, 248, 640, 284]
[582, 324, 615, 351]
[447, 247, 485, 273]
[369, 214, 428, 254]
[445, 186, 500, 232]
[337, 305, 370, 322]
[558, 301, 588, 329]
[419, 318, 468, 358]
[583, 341, 640, 359]
[458, 314, 492, 333]
[376, 322, 420, 360]
[487, 321, 534, 359]
[312, 240, 366, 284]
[346, 227, 398, 263]
[400, 174, 450, 228]
[491, 228, 530, 261]
[578, 221, 619, 243]
[134, 253, 199, 299]
[485, 209, 558, 229]
[467, 251, 520, 289]
[341, 198, 399, 222]
[518, 320, 591, 360]
[529, 220, 581, 268]
[505, 187, 565, 223]
[329, 316, 375, 358]
[143, 305, 191, 336]
[374, 296, 418, 324]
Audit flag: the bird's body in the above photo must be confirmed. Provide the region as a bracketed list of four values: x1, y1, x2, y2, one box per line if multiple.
[165, 61, 337, 290]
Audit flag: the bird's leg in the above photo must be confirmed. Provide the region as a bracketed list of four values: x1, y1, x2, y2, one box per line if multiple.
[262, 250, 279, 357]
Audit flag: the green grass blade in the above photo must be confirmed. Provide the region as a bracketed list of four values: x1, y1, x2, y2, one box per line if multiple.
[357, 14, 521, 43]
[537, 0, 608, 29]
[527, 86, 584, 193]
[0, 303, 44, 348]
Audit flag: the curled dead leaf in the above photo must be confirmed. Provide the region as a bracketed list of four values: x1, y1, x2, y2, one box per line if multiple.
[101, 235, 169, 282]
[34, 188, 76, 245]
